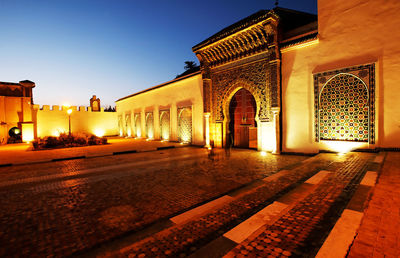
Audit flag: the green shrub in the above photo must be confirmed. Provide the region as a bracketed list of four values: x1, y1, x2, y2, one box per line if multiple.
[33, 133, 107, 150]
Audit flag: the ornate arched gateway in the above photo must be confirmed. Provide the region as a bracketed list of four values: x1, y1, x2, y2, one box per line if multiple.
[193, 10, 282, 152]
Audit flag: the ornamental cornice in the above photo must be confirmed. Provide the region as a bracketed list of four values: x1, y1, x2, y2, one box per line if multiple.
[195, 19, 277, 68]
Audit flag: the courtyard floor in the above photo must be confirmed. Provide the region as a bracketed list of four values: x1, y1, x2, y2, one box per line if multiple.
[0, 138, 397, 257]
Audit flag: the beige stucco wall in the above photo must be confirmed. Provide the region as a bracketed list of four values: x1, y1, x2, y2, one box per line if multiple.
[282, 0, 400, 153]
[34, 105, 118, 138]
[116, 73, 204, 146]
[0, 96, 34, 144]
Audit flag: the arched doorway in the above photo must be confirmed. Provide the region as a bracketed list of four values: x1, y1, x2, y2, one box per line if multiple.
[229, 88, 257, 148]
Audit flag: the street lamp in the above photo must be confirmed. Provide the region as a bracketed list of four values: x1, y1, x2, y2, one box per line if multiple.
[67, 108, 72, 136]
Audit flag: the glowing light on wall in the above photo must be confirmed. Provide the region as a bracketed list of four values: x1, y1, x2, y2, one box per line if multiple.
[259, 122, 275, 152]
[52, 130, 61, 137]
[321, 141, 365, 154]
[160, 112, 170, 141]
[260, 151, 267, 156]
[21, 123, 34, 143]
[147, 129, 154, 139]
[180, 132, 190, 143]
[204, 113, 210, 147]
[146, 113, 154, 139]
[94, 128, 105, 137]
[178, 108, 192, 143]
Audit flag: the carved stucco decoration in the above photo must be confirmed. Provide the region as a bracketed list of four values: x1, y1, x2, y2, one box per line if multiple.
[211, 59, 271, 122]
[198, 24, 271, 68]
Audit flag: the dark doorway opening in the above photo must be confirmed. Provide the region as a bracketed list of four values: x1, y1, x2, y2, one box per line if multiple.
[229, 88, 257, 149]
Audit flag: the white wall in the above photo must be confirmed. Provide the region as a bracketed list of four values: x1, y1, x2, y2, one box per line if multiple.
[116, 73, 204, 145]
[282, 0, 400, 153]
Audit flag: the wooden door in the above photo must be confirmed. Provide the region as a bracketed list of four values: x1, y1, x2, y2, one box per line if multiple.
[229, 88, 257, 148]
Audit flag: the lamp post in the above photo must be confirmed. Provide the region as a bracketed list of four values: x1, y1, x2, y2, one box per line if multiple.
[67, 108, 72, 136]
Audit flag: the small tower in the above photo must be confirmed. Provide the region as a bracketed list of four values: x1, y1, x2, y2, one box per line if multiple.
[90, 95, 101, 112]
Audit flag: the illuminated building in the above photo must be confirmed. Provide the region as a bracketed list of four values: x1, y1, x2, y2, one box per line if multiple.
[117, 1, 400, 154]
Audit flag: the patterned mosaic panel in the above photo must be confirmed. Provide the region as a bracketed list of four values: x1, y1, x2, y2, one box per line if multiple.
[134, 113, 141, 137]
[210, 57, 271, 122]
[320, 74, 369, 141]
[160, 111, 170, 140]
[178, 107, 192, 143]
[125, 114, 131, 137]
[314, 64, 375, 143]
[145, 112, 154, 139]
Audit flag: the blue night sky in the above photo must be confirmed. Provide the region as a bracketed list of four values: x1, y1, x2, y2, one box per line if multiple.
[0, 0, 317, 107]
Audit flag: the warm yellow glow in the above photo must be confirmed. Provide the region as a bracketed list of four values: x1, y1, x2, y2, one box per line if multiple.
[321, 141, 365, 154]
[21, 123, 34, 143]
[147, 129, 154, 139]
[259, 122, 275, 152]
[127, 129, 132, 137]
[260, 151, 267, 156]
[67, 109, 73, 115]
[119, 129, 123, 137]
[280, 38, 319, 53]
[62, 103, 71, 108]
[161, 130, 169, 140]
[94, 128, 105, 137]
[52, 130, 61, 137]
[208, 147, 212, 150]
[204, 113, 211, 148]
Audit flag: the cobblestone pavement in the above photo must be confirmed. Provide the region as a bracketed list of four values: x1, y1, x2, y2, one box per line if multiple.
[107, 153, 376, 257]
[0, 147, 307, 257]
[348, 152, 400, 258]
[226, 153, 374, 257]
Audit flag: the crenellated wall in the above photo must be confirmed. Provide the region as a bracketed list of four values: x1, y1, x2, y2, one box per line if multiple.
[33, 104, 118, 138]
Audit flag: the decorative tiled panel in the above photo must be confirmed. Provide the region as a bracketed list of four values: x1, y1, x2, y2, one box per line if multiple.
[178, 107, 192, 143]
[160, 110, 170, 140]
[134, 113, 141, 137]
[314, 64, 375, 143]
[145, 112, 154, 138]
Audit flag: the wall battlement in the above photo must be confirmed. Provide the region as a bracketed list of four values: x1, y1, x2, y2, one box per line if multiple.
[33, 104, 106, 112]
[33, 104, 118, 138]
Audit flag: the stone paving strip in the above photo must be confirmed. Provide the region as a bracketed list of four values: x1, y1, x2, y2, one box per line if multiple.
[222, 170, 332, 245]
[100, 153, 340, 257]
[347, 152, 400, 258]
[225, 153, 375, 257]
[0, 152, 205, 189]
[316, 170, 379, 258]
